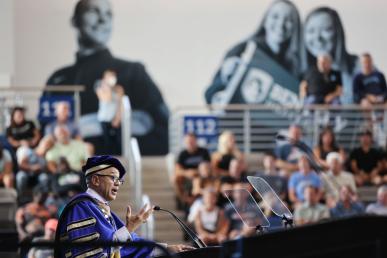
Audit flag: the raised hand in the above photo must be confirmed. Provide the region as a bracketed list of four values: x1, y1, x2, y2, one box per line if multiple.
[125, 204, 154, 232]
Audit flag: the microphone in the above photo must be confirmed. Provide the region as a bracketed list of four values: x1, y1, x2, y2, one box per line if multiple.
[154, 206, 206, 248]
[276, 134, 324, 173]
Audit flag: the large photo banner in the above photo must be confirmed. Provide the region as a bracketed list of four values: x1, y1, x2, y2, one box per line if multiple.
[42, 0, 170, 155]
[206, 1, 360, 107]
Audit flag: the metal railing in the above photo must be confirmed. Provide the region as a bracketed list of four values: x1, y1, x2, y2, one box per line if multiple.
[170, 104, 387, 154]
[122, 96, 143, 208]
[121, 96, 154, 239]
[0, 85, 84, 134]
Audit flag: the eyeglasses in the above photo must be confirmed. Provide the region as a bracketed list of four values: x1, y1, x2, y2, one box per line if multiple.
[95, 174, 124, 185]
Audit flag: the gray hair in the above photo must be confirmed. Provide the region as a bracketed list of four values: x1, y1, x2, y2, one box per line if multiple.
[326, 152, 342, 165]
[317, 53, 332, 62]
[377, 185, 387, 197]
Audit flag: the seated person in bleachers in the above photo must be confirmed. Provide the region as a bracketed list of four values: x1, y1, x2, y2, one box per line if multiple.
[6, 106, 41, 150]
[174, 133, 210, 208]
[330, 185, 364, 219]
[44, 101, 95, 156]
[211, 131, 245, 177]
[380, 150, 387, 182]
[220, 158, 247, 184]
[217, 176, 237, 208]
[44, 101, 81, 139]
[275, 124, 304, 177]
[288, 155, 323, 207]
[294, 185, 330, 226]
[51, 157, 86, 213]
[255, 152, 287, 199]
[224, 183, 256, 239]
[299, 54, 342, 105]
[15, 185, 55, 242]
[27, 218, 58, 258]
[353, 53, 387, 107]
[188, 162, 220, 224]
[194, 187, 228, 245]
[16, 136, 54, 197]
[313, 126, 346, 171]
[349, 130, 384, 186]
[322, 152, 357, 208]
[0, 142, 14, 188]
[366, 185, 387, 216]
[46, 125, 89, 173]
[192, 162, 220, 198]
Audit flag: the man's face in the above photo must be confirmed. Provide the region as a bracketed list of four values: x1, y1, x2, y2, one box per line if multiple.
[203, 190, 217, 210]
[93, 167, 121, 201]
[328, 158, 341, 174]
[339, 186, 352, 202]
[74, 0, 113, 48]
[289, 125, 302, 141]
[380, 191, 387, 206]
[360, 134, 372, 148]
[361, 55, 373, 75]
[263, 155, 275, 171]
[54, 126, 70, 144]
[304, 186, 316, 204]
[317, 55, 332, 72]
[13, 110, 25, 125]
[56, 102, 70, 122]
[185, 135, 197, 152]
[298, 156, 311, 174]
[198, 162, 211, 178]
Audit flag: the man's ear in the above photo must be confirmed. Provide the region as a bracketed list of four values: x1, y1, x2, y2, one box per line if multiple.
[91, 175, 100, 186]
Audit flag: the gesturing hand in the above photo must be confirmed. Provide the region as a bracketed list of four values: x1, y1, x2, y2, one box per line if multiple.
[167, 244, 195, 253]
[126, 204, 154, 232]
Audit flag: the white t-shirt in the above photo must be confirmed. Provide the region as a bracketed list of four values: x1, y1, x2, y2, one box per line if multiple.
[16, 145, 33, 164]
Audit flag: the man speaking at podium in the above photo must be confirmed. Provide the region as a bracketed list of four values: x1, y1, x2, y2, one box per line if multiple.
[56, 155, 193, 257]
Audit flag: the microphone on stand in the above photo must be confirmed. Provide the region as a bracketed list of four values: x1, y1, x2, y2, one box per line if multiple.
[153, 206, 207, 248]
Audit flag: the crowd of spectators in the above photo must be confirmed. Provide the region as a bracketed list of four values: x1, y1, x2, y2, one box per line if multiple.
[174, 126, 387, 245]
[0, 103, 91, 255]
[300, 52, 386, 107]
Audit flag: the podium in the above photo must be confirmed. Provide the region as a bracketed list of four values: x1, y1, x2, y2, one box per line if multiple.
[222, 215, 387, 258]
[168, 216, 387, 258]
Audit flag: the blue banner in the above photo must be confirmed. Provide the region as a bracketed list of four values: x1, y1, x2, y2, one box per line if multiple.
[183, 115, 218, 150]
[38, 95, 75, 122]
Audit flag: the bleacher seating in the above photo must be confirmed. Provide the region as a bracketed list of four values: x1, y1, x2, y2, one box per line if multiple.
[0, 188, 17, 224]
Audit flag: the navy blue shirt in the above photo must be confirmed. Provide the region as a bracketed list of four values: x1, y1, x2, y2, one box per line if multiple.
[353, 70, 387, 103]
[330, 201, 365, 218]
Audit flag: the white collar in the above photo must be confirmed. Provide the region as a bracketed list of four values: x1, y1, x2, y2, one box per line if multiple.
[86, 188, 109, 205]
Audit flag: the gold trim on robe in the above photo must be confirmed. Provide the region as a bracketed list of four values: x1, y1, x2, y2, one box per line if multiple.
[67, 217, 97, 232]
